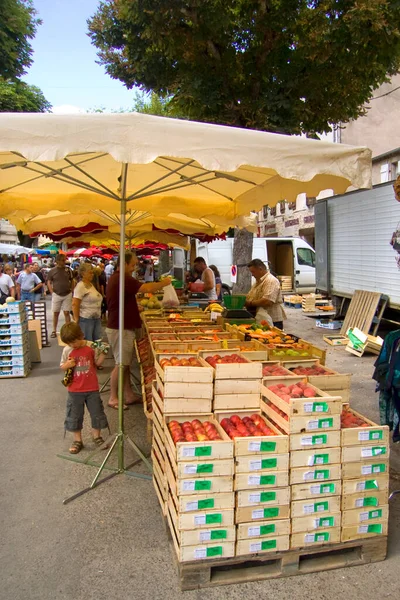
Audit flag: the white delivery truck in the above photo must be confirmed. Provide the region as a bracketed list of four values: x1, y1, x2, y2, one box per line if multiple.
[172, 237, 316, 294]
[315, 181, 400, 318]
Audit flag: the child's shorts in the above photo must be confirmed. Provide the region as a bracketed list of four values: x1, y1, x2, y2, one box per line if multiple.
[65, 390, 108, 432]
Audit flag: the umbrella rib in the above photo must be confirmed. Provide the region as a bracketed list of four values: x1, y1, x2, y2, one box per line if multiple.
[34, 162, 118, 199]
[162, 156, 259, 186]
[63, 157, 119, 198]
[91, 209, 120, 225]
[129, 175, 229, 201]
[126, 158, 196, 200]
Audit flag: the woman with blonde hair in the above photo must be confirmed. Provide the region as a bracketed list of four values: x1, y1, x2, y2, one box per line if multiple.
[72, 263, 103, 342]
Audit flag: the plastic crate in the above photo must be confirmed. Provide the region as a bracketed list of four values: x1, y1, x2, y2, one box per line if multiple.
[223, 295, 247, 310]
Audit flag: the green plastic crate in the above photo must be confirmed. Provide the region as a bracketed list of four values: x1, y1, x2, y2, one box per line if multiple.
[223, 295, 247, 310]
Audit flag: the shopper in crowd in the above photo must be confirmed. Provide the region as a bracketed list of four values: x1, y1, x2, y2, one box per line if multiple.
[16, 263, 43, 302]
[104, 260, 114, 282]
[245, 259, 286, 329]
[72, 263, 103, 342]
[144, 259, 154, 282]
[193, 257, 218, 300]
[0, 263, 15, 301]
[209, 265, 222, 301]
[60, 322, 109, 455]
[32, 262, 46, 301]
[106, 252, 172, 409]
[97, 262, 108, 320]
[47, 254, 74, 338]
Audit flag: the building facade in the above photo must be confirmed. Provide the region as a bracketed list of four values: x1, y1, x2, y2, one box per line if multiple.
[0, 219, 19, 245]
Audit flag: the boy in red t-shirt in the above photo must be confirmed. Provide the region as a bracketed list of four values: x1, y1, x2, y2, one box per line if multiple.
[60, 322, 109, 454]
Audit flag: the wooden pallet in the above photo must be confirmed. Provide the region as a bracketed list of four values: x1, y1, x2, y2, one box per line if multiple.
[340, 291, 388, 336]
[174, 535, 387, 590]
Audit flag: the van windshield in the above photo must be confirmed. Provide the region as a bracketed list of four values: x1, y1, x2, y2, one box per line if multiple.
[297, 248, 315, 267]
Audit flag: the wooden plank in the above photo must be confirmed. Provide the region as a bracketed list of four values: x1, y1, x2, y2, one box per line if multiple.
[237, 535, 290, 556]
[235, 504, 290, 523]
[291, 513, 341, 534]
[237, 519, 291, 541]
[341, 505, 389, 526]
[291, 528, 341, 548]
[290, 464, 341, 485]
[234, 470, 289, 491]
[341, 291, 382, 335]
[291, 496, 341, 518]
[290, 447, 341, 468]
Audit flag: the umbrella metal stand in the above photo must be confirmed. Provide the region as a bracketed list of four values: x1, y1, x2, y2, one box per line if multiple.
[59, 177, 153, 504]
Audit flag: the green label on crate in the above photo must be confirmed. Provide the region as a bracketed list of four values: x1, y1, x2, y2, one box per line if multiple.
[314, 470, 330, 480]
[195, 480, 212, 491]
[312, 435, 327, 445]
[198, 498, 214, 509]
[372, 447, 386, 456]
[361, 497, 379, 508]
[314, 454, 329, 465]
[195, 446, 212, 457]
[318, 418, 333, 429]
[318, 483, 335, 494]
[210, 530, 227, 540]
[365, 480, 379, 490]
[261, 458, 277, 469]
[313, 402, 329, 413]
[206, 546, 223, 557]
[367, 524, 383, 534]
[260, 524, 276, 535]
[261, 539, 277, 551]
[264, 507, 280, 518]
[363, 430, 383, 441]
[316, 516, 334, 527]
[310, 532, 330, 543]
[260, 441, 277, 452]
[260, 491, 277, 502]
[260, 475, 276, 486]
[367, 509, 383, 520]
[197, 463, 214, 474]
[206, 513, 222, 524]
[314, 501, 329, 512]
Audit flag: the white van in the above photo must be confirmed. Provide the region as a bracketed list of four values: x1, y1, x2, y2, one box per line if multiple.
[172, 237, 316, 294]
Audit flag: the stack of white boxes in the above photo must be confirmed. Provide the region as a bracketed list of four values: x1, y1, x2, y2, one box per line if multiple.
[0, 301, 31, 378]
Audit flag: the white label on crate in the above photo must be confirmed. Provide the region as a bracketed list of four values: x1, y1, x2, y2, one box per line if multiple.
[248, 441, 261, 452]
[199, 530, 212, 542]
[310, 485, 322, 494]
[307, 420, 319, 430]
[249, 493, 261, 503]
[355, 499, 364, 508]
[361, 447, 385, 458]
[194, 514, 206, 526]
[359, 512, 369, 522]
[301, 436, 313, 446]
[184, 464, 198, 475]
[182, 447, 196, 458]
[252, 509, 264, 520]
[303, 503, 315, 514]
[304, 534, 317, 543]
[304, 471, 315, 481]
[248, 526, 261, 537]
[185, 501, 199, 512]
[361, 465, 373, 475]
[358, 431, 371, 442]
[358, 525, 369, 534]
[250, 460, 262, 471]
[249, 542, 262, 553]
[304, 403, 314, 413]
[248, 475, 261, 486]
[194, 548, 207, 560]
[308, 455, 326, 466]
[183, 480, 196, 492]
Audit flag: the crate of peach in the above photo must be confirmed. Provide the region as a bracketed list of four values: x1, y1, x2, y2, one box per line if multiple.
[199, 350, 262, 380]
[341, 406, 389, 447]
[214, 411, 289, 456]
[282, 359, 351, 402]
[165, 416, 233, 462]
[155, 353, 213, 383]
[261, 382, 342, 435]
[261, 362, 304, 393]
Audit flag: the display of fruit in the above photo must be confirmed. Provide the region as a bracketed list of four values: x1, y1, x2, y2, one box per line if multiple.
[150, 334, 177, 341]
[168, 419, 222, 444]
[140, 296, 162, 310]
[266, 382, 317, 401]
[290, 364, 331, 376]
[341, 407, 369, 428]
[159, 357, 202, 368]
[204, 303, 223, 313]
[220, 414, 277, 438]
[204, 354, 248, 367]
[262, 364, 292, 377]
[265, 401, 289, 421]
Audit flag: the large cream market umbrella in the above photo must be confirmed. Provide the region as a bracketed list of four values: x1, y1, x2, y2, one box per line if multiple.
[0, 112, 372, 498]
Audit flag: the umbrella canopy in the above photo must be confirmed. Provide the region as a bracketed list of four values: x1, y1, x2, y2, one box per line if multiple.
[0, 113, 371, 222]
[0, 242, 34, 255]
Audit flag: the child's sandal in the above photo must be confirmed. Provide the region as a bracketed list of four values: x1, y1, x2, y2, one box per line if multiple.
[93, 437, 105, 447]
[69, 441, 84, 454]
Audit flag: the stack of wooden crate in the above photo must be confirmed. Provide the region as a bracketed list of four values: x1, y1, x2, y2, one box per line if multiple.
[281, 359, 351, 403]
[341, 408, 389, 542]
[277, 276, 292, 292]
[0, 301, 31, 378]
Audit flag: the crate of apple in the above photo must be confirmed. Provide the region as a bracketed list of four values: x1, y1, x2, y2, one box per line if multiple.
[220, 414, 277, 439]
[266, 382, 317, 402]
[290, 365, 332, 376]
[204, 354, 248, 367]
[262, 364, 294, 377]
[264, 401, 289, 422]
[160, 357, 203, 368]
[341, 407, 369, 428]
[168, 419, 222, 444]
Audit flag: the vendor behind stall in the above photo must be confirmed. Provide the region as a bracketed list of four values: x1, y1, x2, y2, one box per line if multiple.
[245, 259, 286, 329]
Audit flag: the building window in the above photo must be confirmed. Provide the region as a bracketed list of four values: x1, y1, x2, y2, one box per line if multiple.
[391, 161, 400, 180]
[380, 163, 390, 183]
[263, 205, 269, 219]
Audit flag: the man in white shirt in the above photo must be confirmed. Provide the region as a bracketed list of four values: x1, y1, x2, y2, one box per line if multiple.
[104, 261, 114, 282]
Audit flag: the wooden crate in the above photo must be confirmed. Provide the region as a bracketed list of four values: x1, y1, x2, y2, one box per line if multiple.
[172, 490, 235, 514]
[262, 406, 341, 435]
[213, 393, 261, 411]
[153, 379, 212, 414]
[214, 410, 289, 456]
[172, 458, 235, 479]
[226, 339, 269, 361]
[341, 444, 389, 463]
[290, 464, 341, 485]
[198, 349, 262, 379]
[235, 453, 289, 474]
[152, 341, 191, 355]
[214, 378, 261, 395]
[341, 410, 389, 446]
[262, 383, 342, 418]
[290, 528, 341, 548]
[281, 359, 351, 402]
[342, 474, 389, 496]
[342, 459, 389, 479]
[341, 491, 389, 511]
[156, 372, 213, 400]
[166, 454, 234, 496]
[291, 496, 341, 518]
[341, 505, 389, 526]
[234, 471, 289, 491]
[236, 487, 290, 508]
[236, 519, 291, 541]
[289, 430, 341, 452]
[298, 340, 327, 365]
[291, 480, 341, 501]
[152, 428, 166, 473]
[168, 494, 235, 530]
[235, 504, 290, 523]
[164, 414, 233, 462]
[155, 353, 213, 383]
[290, 447, 341, 468]
[341, 522, 388, 542]
[236, 535, 290, 556]
[291, 513, 341, 534]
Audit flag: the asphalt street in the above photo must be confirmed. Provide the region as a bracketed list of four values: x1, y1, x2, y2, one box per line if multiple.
[1, 303, 400, 600]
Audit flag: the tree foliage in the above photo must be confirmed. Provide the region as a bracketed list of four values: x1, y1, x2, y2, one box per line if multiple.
[88, 90, 173, 115]
[0, 79, 52, 112]
[0, 0, 40, 80]
[88, 0, 400, 135]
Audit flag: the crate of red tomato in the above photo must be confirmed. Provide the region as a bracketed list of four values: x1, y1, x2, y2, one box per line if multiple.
[164, 415, 233, 463]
